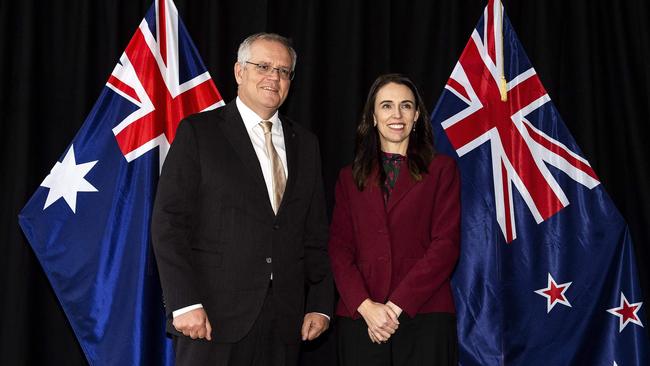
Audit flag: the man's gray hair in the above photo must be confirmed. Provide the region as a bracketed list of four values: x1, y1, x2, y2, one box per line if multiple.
[237, 33, 297, 71]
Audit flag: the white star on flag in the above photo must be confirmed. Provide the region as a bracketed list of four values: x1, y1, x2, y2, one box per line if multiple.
[534, 273, 572, 313]
[607, 292, 644, 332]
[40, 144, 98, 213]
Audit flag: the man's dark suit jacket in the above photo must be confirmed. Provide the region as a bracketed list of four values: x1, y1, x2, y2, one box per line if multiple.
[151, 101, 333, 343]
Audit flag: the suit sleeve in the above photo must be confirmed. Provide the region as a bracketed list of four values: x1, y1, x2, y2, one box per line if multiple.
[303, 140, 335, 317]
[151, 119, 203, 318]
[328, 170, 371, 315]
[388, 158, 461, 317]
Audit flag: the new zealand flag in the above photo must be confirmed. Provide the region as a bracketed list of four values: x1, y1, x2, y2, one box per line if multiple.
[431, 1, 649, 364]
[18, 0, 223, 364]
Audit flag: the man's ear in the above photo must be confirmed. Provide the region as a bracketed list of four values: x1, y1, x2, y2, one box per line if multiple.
[234, 62, 243, 85]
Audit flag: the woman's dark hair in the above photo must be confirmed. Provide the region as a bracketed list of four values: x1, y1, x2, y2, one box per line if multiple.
[352, 73, 435, 190]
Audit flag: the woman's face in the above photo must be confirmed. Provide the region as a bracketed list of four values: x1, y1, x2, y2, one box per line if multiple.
[373, 82, 419, 154]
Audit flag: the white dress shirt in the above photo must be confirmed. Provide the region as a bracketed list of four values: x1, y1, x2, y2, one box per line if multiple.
[236, 97, 289, 202]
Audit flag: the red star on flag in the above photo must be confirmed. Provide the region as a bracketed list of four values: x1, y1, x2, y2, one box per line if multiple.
[534, 273, 572, 313]
[606, 292, 644, 332]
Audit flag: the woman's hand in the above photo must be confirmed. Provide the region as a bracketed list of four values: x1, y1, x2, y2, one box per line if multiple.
[357, 298, 399, 343]
[386, 301, 403, 318]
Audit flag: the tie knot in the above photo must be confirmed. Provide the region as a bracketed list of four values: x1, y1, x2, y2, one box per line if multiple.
[259, 120, 273, 134]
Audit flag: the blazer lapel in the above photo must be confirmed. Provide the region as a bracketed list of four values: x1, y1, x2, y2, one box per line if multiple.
[218, 102, 271, 209]
[360, 168, 389, 223]
[386, 162, 418, 212]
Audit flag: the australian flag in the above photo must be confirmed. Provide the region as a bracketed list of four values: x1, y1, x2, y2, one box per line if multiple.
[18, 0, 223, 364]
[431, 1, 649, 364]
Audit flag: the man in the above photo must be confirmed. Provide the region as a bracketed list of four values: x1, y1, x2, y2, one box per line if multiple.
[151, 33, 333, 365]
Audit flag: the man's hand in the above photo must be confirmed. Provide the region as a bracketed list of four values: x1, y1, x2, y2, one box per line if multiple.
[173, 308, 212, 341]
[301, 313, 330, 341]
[357, 299, 399, 343]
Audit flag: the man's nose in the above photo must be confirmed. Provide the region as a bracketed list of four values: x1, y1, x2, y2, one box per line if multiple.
[267, 68, 281, 80]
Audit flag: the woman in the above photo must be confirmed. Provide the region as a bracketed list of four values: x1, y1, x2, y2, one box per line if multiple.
[329, 74, 460, 365]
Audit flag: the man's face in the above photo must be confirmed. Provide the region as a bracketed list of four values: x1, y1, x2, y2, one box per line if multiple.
[234, 39, 292, 119]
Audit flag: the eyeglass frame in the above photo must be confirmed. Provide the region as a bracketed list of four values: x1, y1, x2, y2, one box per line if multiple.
[244, 61, 295, 81]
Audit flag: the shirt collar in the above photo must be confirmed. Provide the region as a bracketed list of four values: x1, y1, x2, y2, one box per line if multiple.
[381, 151, 406, 161]
[236, 97, 282, 135]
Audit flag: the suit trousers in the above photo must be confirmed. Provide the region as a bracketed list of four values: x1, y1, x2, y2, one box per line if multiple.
[337, 312, 458, 366]
[173, 286, 300, 366]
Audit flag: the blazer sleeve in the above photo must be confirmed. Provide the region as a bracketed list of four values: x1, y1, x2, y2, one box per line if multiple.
[151, 119, 203, 317]
[388, 158, 461, 317]
[328, 170, 371, 315]
[303, 140, 335, 317]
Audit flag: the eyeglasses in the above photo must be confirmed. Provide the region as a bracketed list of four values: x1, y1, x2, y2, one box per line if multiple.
[245, 61, 295, 81]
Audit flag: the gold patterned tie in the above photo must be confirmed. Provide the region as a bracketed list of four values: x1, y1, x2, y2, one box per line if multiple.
[259, 121, 286, 214]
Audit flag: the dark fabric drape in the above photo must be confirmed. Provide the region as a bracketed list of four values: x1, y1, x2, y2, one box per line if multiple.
[1, 1, 648, 365]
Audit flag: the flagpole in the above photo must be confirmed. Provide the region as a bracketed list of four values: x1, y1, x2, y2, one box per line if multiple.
[497, 0, 508, 101]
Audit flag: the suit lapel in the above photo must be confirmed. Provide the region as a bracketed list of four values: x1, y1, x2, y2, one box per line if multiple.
[276, 117, 297, 214]
[218, 102, 271, 210]
[386, 161, 418, 212]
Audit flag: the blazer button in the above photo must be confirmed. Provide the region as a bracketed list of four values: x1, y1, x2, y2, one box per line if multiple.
[273, 224, 280, 230]
[378, 256, 388, 262]
[266, 257, 272, 264]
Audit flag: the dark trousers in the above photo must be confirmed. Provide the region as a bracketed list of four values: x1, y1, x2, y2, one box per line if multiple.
[337, 312, 458, 366]
[173, 286, 300, 366]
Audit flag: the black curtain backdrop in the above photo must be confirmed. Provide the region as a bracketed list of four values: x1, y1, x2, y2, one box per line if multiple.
[2, 0, 649, 365]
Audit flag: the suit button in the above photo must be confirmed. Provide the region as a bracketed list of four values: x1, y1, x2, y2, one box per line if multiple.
[273, 224, 280, 230]
[378, 256, 388, 262]
[266, 257, 272, 264]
